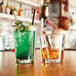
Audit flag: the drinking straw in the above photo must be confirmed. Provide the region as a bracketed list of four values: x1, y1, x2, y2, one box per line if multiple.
[45, 35, 53, 48]
[40, 36, 46, 48]
[27, 8, 36, 62]
[46, 35, 50, 47]
[32, 9, 36, 25]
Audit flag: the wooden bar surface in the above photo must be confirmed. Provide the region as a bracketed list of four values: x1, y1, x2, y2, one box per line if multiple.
[0, 50, 76, 76]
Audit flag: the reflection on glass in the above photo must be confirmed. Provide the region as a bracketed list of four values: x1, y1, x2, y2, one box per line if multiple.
[40, 34, 64, 63]
[14, 26, 35, 64]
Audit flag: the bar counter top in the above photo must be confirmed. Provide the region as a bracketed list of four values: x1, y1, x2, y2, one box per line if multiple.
[0, 50, 76, 76]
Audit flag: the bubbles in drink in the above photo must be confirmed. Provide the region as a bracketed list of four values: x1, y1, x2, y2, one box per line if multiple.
[22, 33, 25, 36]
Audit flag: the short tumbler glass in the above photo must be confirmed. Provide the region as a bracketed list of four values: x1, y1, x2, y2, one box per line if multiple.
[40, 33, 64, 63]
[14, 26, 35, 64]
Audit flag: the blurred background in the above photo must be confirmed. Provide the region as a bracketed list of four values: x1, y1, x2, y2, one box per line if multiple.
[0, 0, 76, 51]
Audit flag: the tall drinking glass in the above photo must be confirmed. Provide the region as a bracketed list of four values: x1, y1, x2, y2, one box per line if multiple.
[40, 33, 64, 63]
[14, 26, 35, 64]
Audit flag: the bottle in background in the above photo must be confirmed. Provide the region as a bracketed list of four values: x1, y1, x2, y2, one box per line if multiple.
[0, 0, 4, 13]
[29, 6, 32, 18]
[18, 3, 23, 16]
[10, 6, 18, 16]
[35, 7, 40, 20]
[5, 1, 11, 14]
[25, 5, 29, 18]
[28, 6, 32, 18]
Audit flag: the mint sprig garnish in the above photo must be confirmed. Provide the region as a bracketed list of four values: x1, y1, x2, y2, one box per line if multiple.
[13, 20, 25, 31]
[13, 20, 32, 31]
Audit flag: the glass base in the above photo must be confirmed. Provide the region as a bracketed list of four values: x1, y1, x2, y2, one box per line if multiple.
[16, 59, 34, 64]
[41, 59, 61, 63]
[45, 59, 61, 63]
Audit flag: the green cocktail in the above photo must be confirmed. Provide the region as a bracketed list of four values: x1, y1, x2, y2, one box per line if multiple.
[14, 25, 35, 64]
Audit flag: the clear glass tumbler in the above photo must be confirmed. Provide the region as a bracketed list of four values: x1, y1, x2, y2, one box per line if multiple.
[40, 33, 64, 63]
[14, 26, 35, 64]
